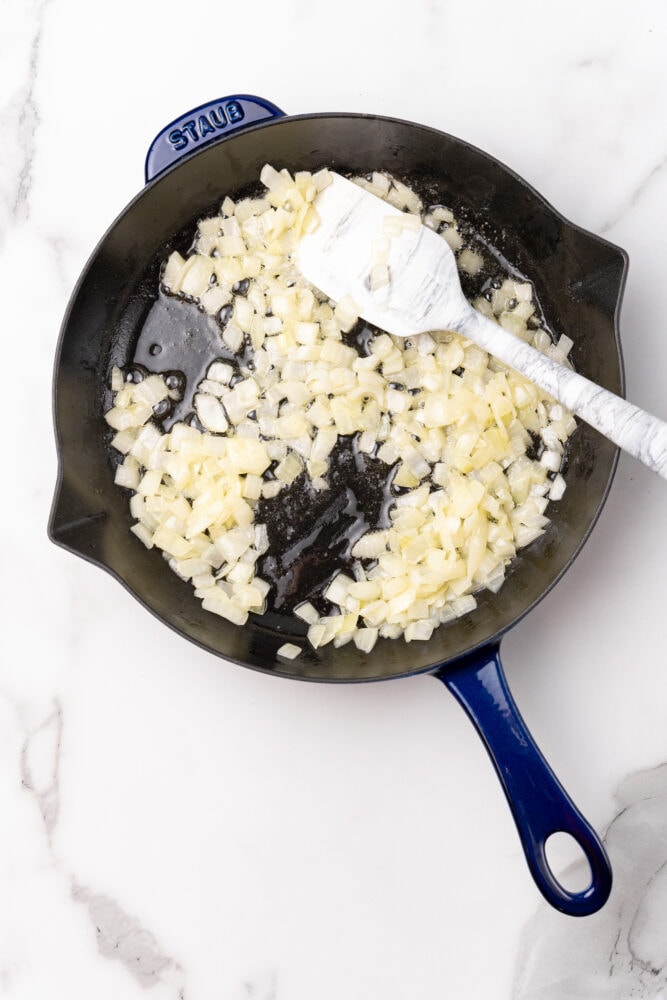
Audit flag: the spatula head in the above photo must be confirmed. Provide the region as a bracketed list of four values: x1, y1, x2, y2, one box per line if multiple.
[297, 172, 469, 338]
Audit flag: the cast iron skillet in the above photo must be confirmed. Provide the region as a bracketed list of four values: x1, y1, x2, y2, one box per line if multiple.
[48, 95, 628, 916]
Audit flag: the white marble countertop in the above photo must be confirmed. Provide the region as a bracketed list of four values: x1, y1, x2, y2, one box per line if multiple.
[3, 1, 667, 997]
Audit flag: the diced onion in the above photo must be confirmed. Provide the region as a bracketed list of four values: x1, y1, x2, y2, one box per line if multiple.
[105, 165, 575, 654]
[277, 642, 302, 660]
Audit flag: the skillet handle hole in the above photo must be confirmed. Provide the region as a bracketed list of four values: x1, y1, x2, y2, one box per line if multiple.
[545, 831, 593, 893]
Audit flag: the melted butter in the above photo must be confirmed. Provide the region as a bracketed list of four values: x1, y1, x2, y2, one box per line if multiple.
[256, 438, 397, 615]
[132, 291, 250, 427]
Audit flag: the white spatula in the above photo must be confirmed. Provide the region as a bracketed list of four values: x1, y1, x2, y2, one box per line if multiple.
[297, 172, 667, 480]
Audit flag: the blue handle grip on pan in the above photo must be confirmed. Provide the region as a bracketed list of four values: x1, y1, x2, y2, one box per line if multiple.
[434, 644, 612, 917]
[144, 94, 286, 183]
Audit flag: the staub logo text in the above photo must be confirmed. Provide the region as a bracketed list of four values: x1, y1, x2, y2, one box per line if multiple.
[168, 101, 245, 151]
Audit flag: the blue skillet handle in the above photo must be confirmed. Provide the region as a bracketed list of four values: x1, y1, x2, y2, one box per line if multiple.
[145, 94, 286, 183]
[434, 643, 612, 916]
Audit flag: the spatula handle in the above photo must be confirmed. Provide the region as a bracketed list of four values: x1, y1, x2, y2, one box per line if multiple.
[458, 308, 667, 479]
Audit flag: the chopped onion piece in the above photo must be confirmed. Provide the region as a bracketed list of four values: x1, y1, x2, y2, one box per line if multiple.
[353, 627, 379, 653]
[294, 602, 319, 625]
[549, 473, 567, 501]
[277, 642, 302, 660]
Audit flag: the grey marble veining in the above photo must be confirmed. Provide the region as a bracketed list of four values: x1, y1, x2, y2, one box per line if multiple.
[0, 0, 50, 239]
[513, 764, 667, 999]
[19, 702, 186, 994]
[600, 151, 667, 235]
[20, 701, 62, 841]
[71, 884, 183, 989]
[2, 0, 667, 997]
